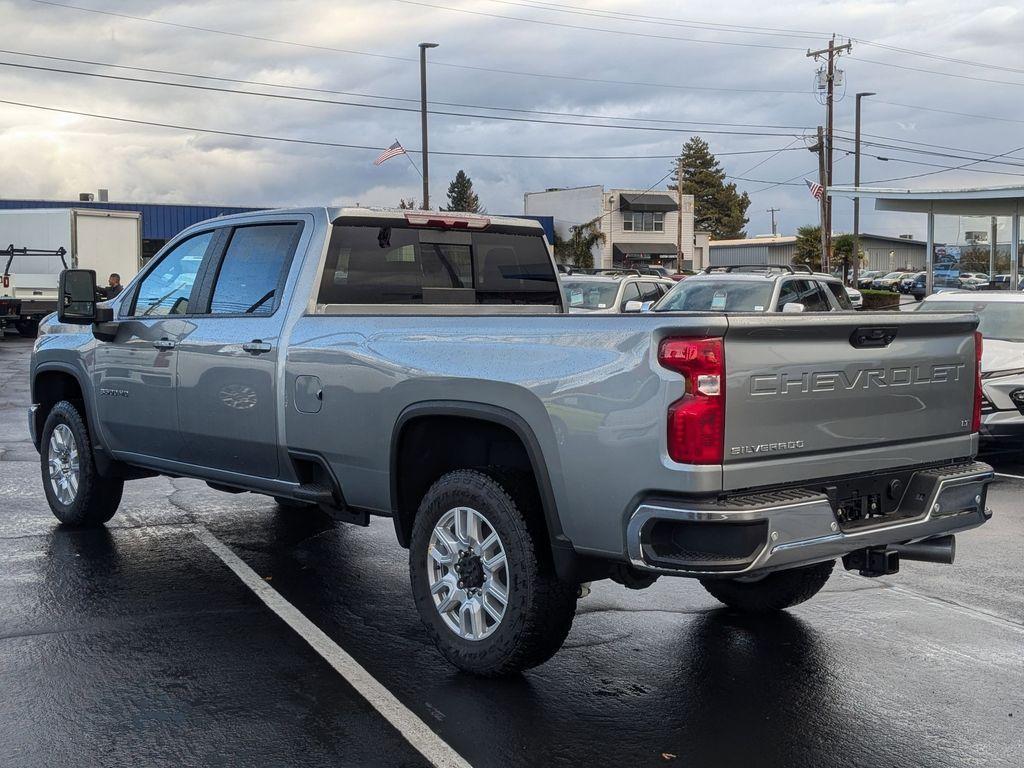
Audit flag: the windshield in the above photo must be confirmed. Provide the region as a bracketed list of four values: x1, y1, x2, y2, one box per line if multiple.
[918, 300, 1024, 342]
[655, 280, 774, 312]
[563, 280, 619, 310]
[882, 272, 903, 279]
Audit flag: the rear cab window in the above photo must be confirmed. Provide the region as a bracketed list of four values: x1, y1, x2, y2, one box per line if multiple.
[316, 220, 559, 309]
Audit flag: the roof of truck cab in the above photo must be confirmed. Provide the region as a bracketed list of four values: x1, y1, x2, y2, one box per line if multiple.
[328, 207, 543, 230]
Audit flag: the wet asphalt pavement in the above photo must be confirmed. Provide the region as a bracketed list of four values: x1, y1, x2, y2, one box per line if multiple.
[1, 334, 1022, 767]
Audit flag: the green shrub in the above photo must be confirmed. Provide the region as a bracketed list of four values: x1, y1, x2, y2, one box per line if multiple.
[860, 289, 900, 310]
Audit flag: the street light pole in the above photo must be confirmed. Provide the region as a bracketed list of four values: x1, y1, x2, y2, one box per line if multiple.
[853, 91, 875, 287]
[418, 42, 439, 210]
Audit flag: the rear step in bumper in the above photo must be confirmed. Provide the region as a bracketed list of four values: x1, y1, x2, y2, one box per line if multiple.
[626, 461, 994, 577]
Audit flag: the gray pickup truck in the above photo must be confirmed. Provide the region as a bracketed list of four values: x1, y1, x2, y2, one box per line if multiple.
[30, 207, 994, 676]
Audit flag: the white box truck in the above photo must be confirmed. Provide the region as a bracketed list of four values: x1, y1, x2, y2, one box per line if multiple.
[0, 208, 142, 336]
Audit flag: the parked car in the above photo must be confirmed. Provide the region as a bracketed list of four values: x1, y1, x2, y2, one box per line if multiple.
[871, 271, 910, 292]
[562, 273, 674, 313]
[845, 286, 863, 309]
[653, 264, 854, 313]
[856, 270, 886, 289]
[900, 272, 925, 293]
[30, 208, 993, 676]
[909, 272, 928, 301]
[918, 291, 1024, 442]
[959, 272, 989, 290]
[988, 274, 1024, 291]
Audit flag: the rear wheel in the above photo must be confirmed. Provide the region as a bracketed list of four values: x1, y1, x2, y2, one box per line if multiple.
[409, 469, 577, 676]
[40, 401, 123, 527]
[699, 560, 834, 613]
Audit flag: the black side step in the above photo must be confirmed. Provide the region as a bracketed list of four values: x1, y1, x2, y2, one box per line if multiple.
[293, 482, 370, 527]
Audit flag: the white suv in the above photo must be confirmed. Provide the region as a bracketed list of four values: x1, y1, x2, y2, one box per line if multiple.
[653, 265, 856, 313]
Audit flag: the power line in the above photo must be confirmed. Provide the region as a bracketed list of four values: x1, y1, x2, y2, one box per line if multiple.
[391, 0, 806, 51]
[26, 0, 811, 96]
[0, 97, 803, 161]
[0, 59, 806, 138]
[855, 57, 1024, 89]
[871, 99, 1024, 127]
[477, 0, 826, 41]
[853, 38, 1024, 77]
[0, 48, 816, 131]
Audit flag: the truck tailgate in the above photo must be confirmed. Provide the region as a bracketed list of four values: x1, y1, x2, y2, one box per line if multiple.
[721, 312, 979, 488]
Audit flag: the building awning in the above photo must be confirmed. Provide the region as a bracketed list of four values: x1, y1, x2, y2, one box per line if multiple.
[614, 242, 678, 258]
[619, 193, 678, 212]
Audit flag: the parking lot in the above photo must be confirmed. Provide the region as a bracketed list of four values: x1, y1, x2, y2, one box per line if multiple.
[1, 334, 1021, 767]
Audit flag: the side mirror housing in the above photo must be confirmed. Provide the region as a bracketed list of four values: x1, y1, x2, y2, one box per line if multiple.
[58, 269, 99, 324]
[623, 300, 644, 313]
[782, 301, 806, 314]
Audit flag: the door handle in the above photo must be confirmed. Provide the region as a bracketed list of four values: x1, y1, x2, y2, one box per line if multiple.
[242, 340, 272, 355]
[152, 338, 176, 350]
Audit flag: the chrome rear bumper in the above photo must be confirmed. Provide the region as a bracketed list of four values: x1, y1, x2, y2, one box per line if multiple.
[627, 461, 994, 577]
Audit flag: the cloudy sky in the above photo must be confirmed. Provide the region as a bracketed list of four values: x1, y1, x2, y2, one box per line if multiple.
[1, 0, 1022, 239]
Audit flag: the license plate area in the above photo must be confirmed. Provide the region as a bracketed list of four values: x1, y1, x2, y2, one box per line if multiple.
[823, 466, 925, 531]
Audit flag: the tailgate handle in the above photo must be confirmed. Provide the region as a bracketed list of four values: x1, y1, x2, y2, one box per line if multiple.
[850, 326, 898, 349]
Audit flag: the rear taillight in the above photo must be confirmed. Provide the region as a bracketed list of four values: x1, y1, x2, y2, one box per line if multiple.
[972, 331, 983, 432]
[658, 337, 725, 464]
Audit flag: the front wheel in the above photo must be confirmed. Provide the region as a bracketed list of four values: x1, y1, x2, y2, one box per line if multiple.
[699, 560, 834, 613]
[409, 469, 578, 676]
[40, 401, 123, 527]
[15, 319, 39, 338]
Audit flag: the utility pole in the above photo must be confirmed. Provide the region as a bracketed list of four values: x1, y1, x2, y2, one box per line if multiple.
[766, 207, 780, 236]
[676, 155, 683, 274]
[815, 126, 828, 272]
[807, 36, 852, 273]
[852, 91, 875, 287]
[418, 42, 439, 210]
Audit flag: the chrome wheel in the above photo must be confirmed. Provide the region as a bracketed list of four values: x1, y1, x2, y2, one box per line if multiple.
[427, 506, 509, 641]
[47, 423, 80, 506]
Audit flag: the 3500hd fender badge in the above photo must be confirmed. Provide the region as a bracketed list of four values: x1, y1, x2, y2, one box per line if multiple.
[730, 440, 804, 456]
[99, 388, 129, 398]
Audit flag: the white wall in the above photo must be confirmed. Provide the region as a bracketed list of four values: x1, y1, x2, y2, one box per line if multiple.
[523, 186, 604, 240]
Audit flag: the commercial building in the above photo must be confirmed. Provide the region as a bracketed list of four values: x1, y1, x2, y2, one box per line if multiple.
[708, 232, 927, 272]
[524, 185, 696, 270]
[834, 184, 1024, 292]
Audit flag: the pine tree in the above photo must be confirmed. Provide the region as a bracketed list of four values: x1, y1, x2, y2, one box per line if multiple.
[443, 170, 483, 213]
[670, 137, 750, 239]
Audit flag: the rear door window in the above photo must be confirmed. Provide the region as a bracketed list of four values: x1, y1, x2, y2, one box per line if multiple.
[638, 281, 661, 302]
[207, 224, 302, 315]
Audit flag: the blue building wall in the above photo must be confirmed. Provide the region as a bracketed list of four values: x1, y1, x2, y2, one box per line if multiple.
[0, 199, 555, 244]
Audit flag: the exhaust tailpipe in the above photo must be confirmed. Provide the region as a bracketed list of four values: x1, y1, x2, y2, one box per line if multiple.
[890, 535, 956, 565]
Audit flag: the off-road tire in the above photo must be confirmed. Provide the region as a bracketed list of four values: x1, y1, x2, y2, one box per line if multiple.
[40, 400, 123, 527]
[409, 468, 578, 676]
[699, 560, 835, 613]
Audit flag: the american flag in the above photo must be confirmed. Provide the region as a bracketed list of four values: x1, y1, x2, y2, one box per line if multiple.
[804, 178, 824, 201]
[374, 140, 406, 166]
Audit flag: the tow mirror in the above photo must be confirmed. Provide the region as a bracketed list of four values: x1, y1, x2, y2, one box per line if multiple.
[58, 269, 99, 324]
[782, 302, 806, 313]
[623, 300, 644, 313]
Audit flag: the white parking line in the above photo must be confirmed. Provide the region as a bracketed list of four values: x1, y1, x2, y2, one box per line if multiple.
[994, 472, 1024, 482]
[194, 526, 471, 768]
